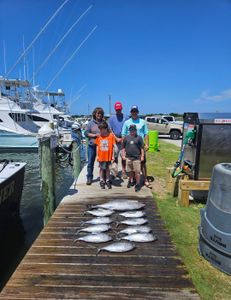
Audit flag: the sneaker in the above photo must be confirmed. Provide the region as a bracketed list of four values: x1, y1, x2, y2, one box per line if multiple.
[100, 181, 105, 189]
[135, 184, 141, 192]
[86, 178, 92, 185]
[131, 180, 135, 187]
[127, 180, 133, 188]
[106, 180, 112, 189]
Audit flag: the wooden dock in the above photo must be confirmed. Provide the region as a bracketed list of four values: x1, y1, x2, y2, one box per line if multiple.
[0, 165, 200, 299]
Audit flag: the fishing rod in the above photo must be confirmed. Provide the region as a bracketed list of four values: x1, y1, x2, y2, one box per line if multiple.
[32, 4, 94, 81]
[6, 0, 70, 77]
[46, 25, 98, 91]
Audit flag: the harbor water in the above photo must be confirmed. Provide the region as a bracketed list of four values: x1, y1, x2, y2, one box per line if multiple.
[0, 146, 85, 290]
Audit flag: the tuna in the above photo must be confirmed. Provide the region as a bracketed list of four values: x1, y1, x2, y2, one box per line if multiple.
[84, 208, 114, 217]
[118, 225, 152, 235]
[75, 233, 112, 243]
[119, 210, 145, 218]
[97, 241, 135, 254]
[121, 233, 157, 243]
[77, 224, 111, 234]
[91, 200, 145, 211]
[119, 218, 147, 226]
[82, 217, 112, 225]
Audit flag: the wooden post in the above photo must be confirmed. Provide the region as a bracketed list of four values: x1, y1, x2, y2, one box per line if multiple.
[38, 125, 57, 225]
[72, 141, 81, 179]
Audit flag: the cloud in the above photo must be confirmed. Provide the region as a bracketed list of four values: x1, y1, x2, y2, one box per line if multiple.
[194, 89, 231, 103]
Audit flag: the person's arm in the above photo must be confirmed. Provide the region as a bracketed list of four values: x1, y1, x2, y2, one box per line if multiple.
[88, 132, 100, 138]
[85, 121, 100, 139]
[144, 134, 149, 152]
[140, 148, 145, 161]
[143, 120, 149, 151]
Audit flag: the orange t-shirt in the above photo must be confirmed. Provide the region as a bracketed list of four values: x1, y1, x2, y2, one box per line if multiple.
[95, 133, 115, 162]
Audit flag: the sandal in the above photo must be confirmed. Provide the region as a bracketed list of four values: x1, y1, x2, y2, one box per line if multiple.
[144, 181, 152, 189]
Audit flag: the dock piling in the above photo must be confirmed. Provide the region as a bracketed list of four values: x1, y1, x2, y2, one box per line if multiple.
[38, 124, 57, 225]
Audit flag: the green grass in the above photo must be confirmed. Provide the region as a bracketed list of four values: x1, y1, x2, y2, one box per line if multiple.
[147, 140, 231, 300]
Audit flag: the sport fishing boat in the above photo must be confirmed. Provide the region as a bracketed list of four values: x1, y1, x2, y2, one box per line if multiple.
[0, 78, 74, 151]
[0, 160, 26, 220]
[0, 78, 39, 152]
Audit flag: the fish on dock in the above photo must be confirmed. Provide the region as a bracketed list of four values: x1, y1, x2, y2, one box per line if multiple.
[84, 208, 114, 217]
[119, 210, 145, 218]
[82, 217, 113, 225]
[77, 224, 111, 234]
[118, 225, 152, 235]
[97, 241, 135, 254]
[74, 233, 112, 243]
[119, 218, 147, 226]
[121, 233, 157, 243]
[90, 200, 145, 211]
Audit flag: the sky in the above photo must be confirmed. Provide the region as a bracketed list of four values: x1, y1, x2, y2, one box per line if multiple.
[1, 0, 231, 116]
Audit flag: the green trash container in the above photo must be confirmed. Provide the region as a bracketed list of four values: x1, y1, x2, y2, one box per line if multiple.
[148, 130, 159, 152]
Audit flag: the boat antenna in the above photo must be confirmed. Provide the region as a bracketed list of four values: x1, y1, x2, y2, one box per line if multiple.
[46, 25, 97, 90]
[68, 84, 87, 110]
[6, 0, 70, 77]
[3, 40, 7, 76]
[33, 4, 93, 80]
[32, 47, 35, 86]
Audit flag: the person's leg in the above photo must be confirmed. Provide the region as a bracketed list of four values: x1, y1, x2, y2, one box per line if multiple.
[121, 157, 126, 178]
[134, 160, 141, 192]
[110, 144, 118, 178]
[99, 165, 106, 189]
[142, 160, 152, 189]
[126, 159, 134, 188]
[86, 145, 96, 184]
[105, 165, 112, 189]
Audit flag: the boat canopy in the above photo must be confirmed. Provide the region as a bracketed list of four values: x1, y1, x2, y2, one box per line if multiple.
[0, 78, 30, 88]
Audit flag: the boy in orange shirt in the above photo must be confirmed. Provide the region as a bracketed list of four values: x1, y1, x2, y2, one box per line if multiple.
[95, 122, 115, 189]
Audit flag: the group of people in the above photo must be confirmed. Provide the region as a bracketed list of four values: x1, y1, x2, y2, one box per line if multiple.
[84, 102, 151, 192]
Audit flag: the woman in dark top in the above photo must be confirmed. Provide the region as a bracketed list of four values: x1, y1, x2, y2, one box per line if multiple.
[84, 107, 105, 185]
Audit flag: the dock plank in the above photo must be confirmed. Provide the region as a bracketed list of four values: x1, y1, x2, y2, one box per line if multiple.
[0, 165, 200, 299]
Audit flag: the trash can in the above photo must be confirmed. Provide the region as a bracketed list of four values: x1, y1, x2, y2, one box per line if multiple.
[199, 163, 231, 274]
[148, 130, 159, 152]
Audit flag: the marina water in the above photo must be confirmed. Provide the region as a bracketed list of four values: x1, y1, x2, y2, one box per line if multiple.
[0, 147, 85, 290]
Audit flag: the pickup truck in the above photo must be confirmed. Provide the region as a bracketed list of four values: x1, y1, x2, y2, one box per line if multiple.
[145, 115, 183, 140]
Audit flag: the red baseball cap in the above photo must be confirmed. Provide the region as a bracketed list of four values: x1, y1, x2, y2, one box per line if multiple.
[114, 101, 122, 110]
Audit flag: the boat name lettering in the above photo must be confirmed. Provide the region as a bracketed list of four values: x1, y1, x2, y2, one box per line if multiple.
[0, 181, 15, 204]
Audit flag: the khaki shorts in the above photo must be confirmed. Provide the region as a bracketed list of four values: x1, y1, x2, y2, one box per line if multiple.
[126, 159, 141, 173]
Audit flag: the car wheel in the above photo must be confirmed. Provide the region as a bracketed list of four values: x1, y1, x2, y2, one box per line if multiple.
[170, 130, 180, 140]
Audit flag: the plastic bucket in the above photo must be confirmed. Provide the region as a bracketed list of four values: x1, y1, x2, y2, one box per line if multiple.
[148, 130, 159, 152]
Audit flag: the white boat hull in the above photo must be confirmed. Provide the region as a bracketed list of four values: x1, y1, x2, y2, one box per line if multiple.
[0, 132, 38, 152]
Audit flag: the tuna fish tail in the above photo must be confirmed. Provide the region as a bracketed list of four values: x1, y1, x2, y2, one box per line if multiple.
[96, 248, 101, 256]
[72, 238, 80, 245]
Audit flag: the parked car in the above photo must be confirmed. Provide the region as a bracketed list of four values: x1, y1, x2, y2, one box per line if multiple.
[145, 115, 183, 140]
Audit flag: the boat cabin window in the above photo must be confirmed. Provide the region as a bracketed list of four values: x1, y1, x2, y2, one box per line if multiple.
[28, 115, 49, 122]
[9, 113, 26, 122]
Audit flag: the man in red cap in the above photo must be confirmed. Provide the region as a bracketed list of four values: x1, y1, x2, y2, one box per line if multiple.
[109, 101, 128, 179]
